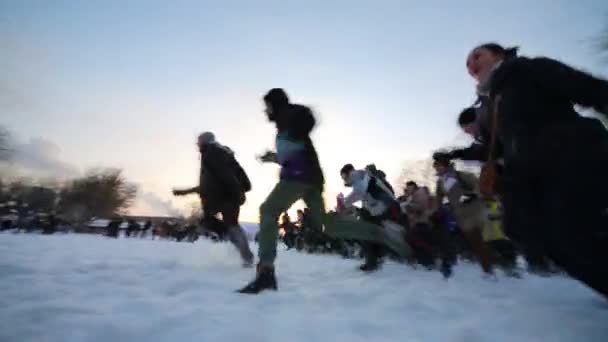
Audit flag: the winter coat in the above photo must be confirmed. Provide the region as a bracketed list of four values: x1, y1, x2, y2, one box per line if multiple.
[401, 188, 432, 226]
[484, 56, 608, 172]
[435, 170, 485, 233]
[484, 56, 608, 222]
[343, 170, 396, 217]
[199, 142, 249, 207]
[274, 104, 324, 190]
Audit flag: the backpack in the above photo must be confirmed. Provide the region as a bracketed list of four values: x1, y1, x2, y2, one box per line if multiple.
[235, 162, 251, 193]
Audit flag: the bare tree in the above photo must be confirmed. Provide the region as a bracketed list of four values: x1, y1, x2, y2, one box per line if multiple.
[396, 157, 481, 196]
[57, 168, 137, 222]
[0, 126, 11, 161]
[395, 159, 438, 195]
[0, 179, 57, 212]
[25, 186, 58, 213]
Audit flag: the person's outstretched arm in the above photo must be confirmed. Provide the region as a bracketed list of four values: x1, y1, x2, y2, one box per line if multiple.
[173, 186, 199, 196]
[530, 57, 608, 115]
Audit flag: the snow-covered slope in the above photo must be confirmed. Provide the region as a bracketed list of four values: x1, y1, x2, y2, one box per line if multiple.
[0, 233, 606, 342]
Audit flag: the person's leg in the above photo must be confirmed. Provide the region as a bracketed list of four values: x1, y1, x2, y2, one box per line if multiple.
[301, 186, 325, 238]
[351, 209, 385, 271]
[501, 170, 552, 274]
[491, 239, 517, 267]
[489, 239, 520, 277]
[239, 181, 309, 294]
[462, 227, 494, 274]
[541, 175, 608, 297]
[257, 181, 309, 266]
[458, 206, 494, 274]
[324, 214, 411, 259]
[431, 214, 456, 277]
[358, 242, 383, 271]
[222, 203, 254, 266]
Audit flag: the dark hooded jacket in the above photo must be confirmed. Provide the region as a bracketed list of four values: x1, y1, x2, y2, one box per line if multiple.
[199, 142, 250, 206]
[274, 104, 325, 190]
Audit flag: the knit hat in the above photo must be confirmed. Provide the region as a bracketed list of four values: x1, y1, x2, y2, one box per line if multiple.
[432, 151, 452, 166]
[197, 132, 216, 146]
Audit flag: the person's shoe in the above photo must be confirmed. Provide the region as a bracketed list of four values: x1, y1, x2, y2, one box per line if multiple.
[440, 262, 453, 279]
[237, 264, 278, 294]
[359, 260, 381, 272]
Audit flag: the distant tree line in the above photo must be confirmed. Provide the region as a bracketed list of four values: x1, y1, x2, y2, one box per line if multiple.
[1, 168, 137, 225]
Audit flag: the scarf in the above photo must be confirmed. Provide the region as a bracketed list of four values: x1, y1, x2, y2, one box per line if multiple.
[476, 60, 503, 97]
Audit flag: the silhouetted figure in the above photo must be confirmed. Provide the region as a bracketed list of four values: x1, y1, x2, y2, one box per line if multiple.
[173, 131, 254, 266]
[239, 88, 325, 294]
[279, 212, 297, 250]
[107, 219, 121, 238]
[141, 220, 152, 238]
[464, 42, 608, 295]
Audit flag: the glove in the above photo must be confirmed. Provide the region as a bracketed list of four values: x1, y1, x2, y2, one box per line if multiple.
[258, 151, 277, 163]
[432, 151, 453, 162]
[173, 189, 189, 196]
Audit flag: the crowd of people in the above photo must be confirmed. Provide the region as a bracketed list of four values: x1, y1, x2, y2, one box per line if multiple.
[4, 42, 604, 298]
[171, 41, 608, 297]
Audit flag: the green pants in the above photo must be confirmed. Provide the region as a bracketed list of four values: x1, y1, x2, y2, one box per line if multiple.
[258, 181, 412, 265]
[258, 180, 325, 265]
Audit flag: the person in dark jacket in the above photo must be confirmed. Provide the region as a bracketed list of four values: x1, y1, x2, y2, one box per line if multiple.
[239, 88, 326, 294]
[447, 106, 500, 162]
[141, 220, 152, 238]
[173, 132, 254, 266]
[465, 42, 608, 296]
[445, 106, 552, 274]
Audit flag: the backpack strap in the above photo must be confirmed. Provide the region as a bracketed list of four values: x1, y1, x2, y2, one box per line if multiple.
[487, 95, 501, 164]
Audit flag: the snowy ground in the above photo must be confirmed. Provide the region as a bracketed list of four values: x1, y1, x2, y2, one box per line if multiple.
[0, 233, 607, 342]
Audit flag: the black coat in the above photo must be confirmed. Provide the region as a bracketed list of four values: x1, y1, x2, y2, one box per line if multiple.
[199, 143, 248, 206]
[484, 57, 608, 298]
[485, 57, 608, 167]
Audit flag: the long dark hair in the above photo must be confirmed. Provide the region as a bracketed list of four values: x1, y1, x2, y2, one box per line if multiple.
[478, 43, 519, 60]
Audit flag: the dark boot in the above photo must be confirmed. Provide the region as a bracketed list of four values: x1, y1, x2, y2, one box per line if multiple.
[440, 260, 453, 279]
[359, 243, 382, 272]
[237, 264, 278, 294]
